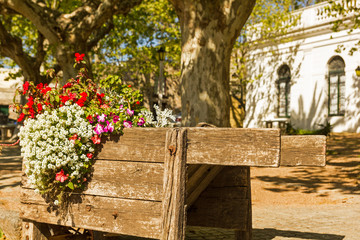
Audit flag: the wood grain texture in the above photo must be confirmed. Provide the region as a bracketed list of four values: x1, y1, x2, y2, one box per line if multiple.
[20, 188, 162, 239]
[84, 160, 164, 201]
[96, 128, 167, 162]
[187, 166, 252, 233]
[22, 160, 164, 201]
[281, 135, 326, 166]
[186, 128, 280, 166]
[21, 220, 48, 240]
[161, 129, 187, 240]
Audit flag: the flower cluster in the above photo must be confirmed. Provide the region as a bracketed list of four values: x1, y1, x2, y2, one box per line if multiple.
[19, 104, 95, 194]
[14, 53, 152, 204]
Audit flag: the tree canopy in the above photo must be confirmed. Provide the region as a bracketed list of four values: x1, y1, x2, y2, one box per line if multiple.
[0, 0, 143, 84]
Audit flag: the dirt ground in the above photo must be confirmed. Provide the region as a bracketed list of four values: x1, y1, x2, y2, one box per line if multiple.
[250, 132, 360, 240]
[0, 133, 359, 239]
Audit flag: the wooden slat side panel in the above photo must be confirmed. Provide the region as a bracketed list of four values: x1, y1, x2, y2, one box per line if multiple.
[186, 128, 280, 167]
[20, 189, 162, 239]
[85, 160, 164, 201]
[281, 135, 326, 166]
[187, 166, 252, 231]
[22, 161, 164, 201]
[97, 128, 167, 162]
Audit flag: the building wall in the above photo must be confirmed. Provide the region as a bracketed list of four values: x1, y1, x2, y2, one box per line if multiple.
[244, 2, 360, 133]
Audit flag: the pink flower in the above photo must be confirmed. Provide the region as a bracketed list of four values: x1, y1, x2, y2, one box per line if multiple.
[94, 124, 104, 135]
[104, 121, 114, 133]
[137, 117, 145, 126]
[126, 108, 134, 116]
[123, 120, 133, 128]
[55, 169, 68, 183]
[91, 134, 101, 144]
[97, 114, 107, 123]
[113, 115, 120, 123]
[119, 105, 124, 111]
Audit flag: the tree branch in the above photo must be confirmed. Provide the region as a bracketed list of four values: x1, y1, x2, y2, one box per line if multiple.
[0, 0, 62, 44]
[73, 0, 143, 41]
[0, 20, 47, 84]
[86, 19, 114, 50]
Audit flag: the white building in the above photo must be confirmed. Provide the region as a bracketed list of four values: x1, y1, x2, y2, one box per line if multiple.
[244, 2, 360, 133]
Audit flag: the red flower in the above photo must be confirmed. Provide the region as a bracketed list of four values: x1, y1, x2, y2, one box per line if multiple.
[80, 92, 88, 98]
[69, 134, 78, 144]
[23, 81, 29, 94]
[136, 101, 140, 105]
[37, 103, 42, 112]
[36, 83, 43, 90]
[55, 169, 68, 183]
[128, 85, 132, 88]
[96, 93, 105, 105]
[41, 86, 51, 95]
[75, 53, 85, 62]
[17, 113, 25, 122]
[60, 95, 70, 104]
[76, 92, 87, 107]
[63, 83, 72, 89]
[86, 153, 93, 159]
[91, 134, 101, 144]
[76, 98, 86, 107]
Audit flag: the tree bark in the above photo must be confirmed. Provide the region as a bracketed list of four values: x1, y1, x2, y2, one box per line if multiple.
[169, 0, 255, 127]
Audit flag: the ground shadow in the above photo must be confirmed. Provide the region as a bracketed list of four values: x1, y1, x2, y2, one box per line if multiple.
[253, 228, 345, 240]
[254, 133, 360, 196]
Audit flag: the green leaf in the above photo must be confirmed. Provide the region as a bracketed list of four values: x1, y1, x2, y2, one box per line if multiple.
[67, 181, 74, 190]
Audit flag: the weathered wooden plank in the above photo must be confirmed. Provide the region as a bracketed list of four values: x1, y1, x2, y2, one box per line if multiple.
[161, 129, 187, 240]
[281, 135, 326, 166]
[20, 188, 162, 239]
[22, 220, 48, 240]
[187, 166, 252, 235]
[84, 160, 164, 201]
[186, 128, 280, 166]
[22, 160, 164, 201]
[97, 128, 167, 162]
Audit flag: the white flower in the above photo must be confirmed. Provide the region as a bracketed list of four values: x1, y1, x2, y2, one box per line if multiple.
[19, 104, 95, 194]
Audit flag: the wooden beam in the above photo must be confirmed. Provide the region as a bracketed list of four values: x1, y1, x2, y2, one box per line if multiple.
[96, 128, 167, 162]
[21, 220, 48, 240]
[186, 128, 280, 167]
[280, 135, 326, 166]
[161, 129, 187, 240]
[20, 189, 162, 239]
[23, 160, 164, 201]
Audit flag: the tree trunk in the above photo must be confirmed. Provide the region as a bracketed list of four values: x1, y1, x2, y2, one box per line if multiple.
[170, 0, 256, 127]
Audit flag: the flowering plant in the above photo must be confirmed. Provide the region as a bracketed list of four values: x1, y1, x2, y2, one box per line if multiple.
[14, 54, 174, 205]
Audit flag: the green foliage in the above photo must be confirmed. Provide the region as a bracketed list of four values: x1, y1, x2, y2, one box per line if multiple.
[323, 0, 360, 54]
[92, 0, 181, 84]
[286, 121, 333, 136]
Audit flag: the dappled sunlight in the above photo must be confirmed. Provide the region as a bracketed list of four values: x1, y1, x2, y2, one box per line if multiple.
[252, 133, 360, 202]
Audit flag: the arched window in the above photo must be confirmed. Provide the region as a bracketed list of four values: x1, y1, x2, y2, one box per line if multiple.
[328, 56, 345, 116]
[277, 65, 291, 117]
